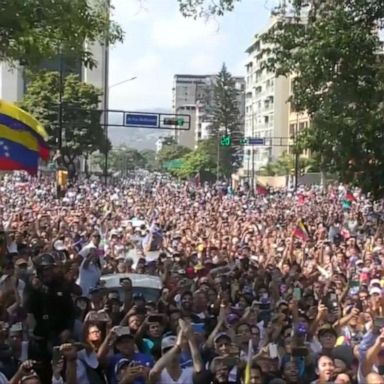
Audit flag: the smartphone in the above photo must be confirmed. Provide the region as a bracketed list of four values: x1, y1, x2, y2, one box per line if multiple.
[374, 317, 384, 329]
[191, 323, 205, 334]
[268, 343, 278, 359]
[52, 346, 62, 366]
[71, 342, 86, 351]
[148, 315, 163, 323]
[96, 311, 110, 322]
[293, 287, 302, 301]
[221, 355, 239, 367]
[116, 326, 131, 337]
[355, 301, 363, 312]
[291, 346, 309, 357]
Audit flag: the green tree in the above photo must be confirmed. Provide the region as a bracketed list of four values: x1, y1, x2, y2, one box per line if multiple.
[211, 63, 242, 178]
[157, 143, 191, 168]
[261, 1, 384, 198]
[140, 149, 157, 171]
[0, 0, 123, 68]
[258, 162, 278, 177]
[180, 1, 384, 198]
[177, 0, 239, 18]
[108, 145, 146, 174]
[20, 71, 110, 168]
[175, 138, 217, 179]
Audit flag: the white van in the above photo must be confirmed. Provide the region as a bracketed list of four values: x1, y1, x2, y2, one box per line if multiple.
[100, 273, 162, 302]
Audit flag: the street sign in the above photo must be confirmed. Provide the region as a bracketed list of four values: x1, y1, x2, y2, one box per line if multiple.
[240, 137, 265, 146]
[124, 113, 159, 128]
[220, 135, 232, 147]
[163, 117, 185, 127]
[161, 114, 190, 129]
[249, 138, 265, 145]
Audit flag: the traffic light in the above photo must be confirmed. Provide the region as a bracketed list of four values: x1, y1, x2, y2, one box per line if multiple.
[240, 137, 249, 145]
[220, 135, 232, 147]
[163, 117, 185, 127]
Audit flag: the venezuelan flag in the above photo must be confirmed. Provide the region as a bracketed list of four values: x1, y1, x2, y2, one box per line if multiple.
[0, 99, 49, 175]
[244, 339, 252, 384]
[345, 191, 356, 203]
[293, 219, 310, 241]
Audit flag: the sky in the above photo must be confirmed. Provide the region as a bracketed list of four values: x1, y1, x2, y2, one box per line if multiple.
[108, 0, 279, 112]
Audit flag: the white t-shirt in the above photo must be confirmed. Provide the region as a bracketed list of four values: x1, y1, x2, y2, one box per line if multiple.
[157, 367, 194, 384]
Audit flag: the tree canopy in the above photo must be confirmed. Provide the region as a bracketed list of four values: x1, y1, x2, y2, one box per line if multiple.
[179, 0, 384, 198]
[20, 71, 110, 166]
[261, 1, 384, 198]
[211, 63, 242, 178]
[0, 0, 123, 68]
[177, 0, 240, 18]
[175, 138, 217, 179]
[157, 143, 191, 168]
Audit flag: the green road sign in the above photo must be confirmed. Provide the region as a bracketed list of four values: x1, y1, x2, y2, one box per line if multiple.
[163, 159, 184, 170]
[220, 135, 232, 147]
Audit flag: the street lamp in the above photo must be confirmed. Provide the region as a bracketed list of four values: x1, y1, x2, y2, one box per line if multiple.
[109, 76, 138, 89]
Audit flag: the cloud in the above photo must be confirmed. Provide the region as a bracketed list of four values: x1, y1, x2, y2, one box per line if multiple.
[108, 53, 170, 111]
[189, 54, 219, 73]
[151, 15, 223, 48]
[111, 0, 152, 22]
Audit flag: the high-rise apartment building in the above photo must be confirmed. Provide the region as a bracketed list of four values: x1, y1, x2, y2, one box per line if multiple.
[0, 42, 107, 105]
[244, 15, 290, 175]
[0, 0, 108, 107]
[172, 74, 245, 149]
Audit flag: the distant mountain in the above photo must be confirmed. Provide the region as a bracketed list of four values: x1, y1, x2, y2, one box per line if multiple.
[107, 108, 173, 150]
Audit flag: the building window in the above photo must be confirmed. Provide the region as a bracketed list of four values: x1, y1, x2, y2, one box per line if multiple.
[289, 123, 296, 136]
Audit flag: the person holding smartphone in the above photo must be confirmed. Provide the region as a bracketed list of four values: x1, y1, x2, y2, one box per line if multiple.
[105, 328, 153, 384]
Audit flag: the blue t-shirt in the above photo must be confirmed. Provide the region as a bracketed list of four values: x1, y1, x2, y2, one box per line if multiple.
[107, 352, 154, 384]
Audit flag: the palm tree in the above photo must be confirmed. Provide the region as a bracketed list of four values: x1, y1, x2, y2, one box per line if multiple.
[258, 162, 278, 176]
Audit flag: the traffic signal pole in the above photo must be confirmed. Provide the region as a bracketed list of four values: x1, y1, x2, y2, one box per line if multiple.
[219, 135, 299, 191]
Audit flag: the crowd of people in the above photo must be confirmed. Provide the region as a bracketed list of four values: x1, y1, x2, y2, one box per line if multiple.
[0, 172, 383, 384]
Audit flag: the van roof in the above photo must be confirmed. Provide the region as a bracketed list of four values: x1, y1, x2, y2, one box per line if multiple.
[100, 273, 162, 290]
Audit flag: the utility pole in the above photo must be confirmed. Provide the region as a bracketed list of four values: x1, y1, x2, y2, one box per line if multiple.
[103, 0, 110, 186]
[58, 49, 64, 150]
[294, 112, 299, 191]
[251, 110, 255, 192]
[216, 134, 220, 182]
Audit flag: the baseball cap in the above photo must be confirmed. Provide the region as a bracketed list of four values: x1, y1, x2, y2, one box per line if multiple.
[369, 279, 381, 288]
[15, 258, 27, 267]
[53, 240, 66, 251]
[213, 332, 232, 344]
[35, 253, 55, 267]
[318, 324, 337, 338]
[115, 330, 134, 343]
[161, 335, 177, 352]
[369, 286, 382, 296]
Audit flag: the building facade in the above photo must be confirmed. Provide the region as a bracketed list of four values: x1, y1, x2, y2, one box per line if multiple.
[172, 74, 245, 149]
[244, 15, 291, 176]
[0, 41, 107, 105]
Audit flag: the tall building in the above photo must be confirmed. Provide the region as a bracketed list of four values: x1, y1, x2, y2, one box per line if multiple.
[0, 0, 109, 107]
[0, 41, 107, 105]
[244, 15, 291, 176]
[172, 74, 245, 149]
